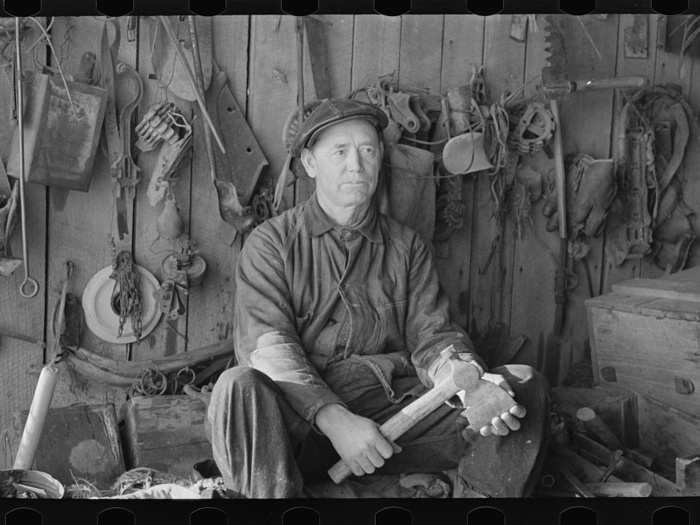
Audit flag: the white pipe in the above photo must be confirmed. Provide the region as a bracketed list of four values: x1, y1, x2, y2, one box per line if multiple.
[13, 361, 60, 469]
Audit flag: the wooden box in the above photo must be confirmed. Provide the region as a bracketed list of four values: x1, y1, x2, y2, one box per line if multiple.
[586, 266, 700, 471]
[9, 403, 124, 489]
[586, 266, 700, 417]
[122, 395, 211, 478]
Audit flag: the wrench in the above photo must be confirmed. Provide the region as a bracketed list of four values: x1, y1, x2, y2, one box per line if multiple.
[14, 17, 38, 298]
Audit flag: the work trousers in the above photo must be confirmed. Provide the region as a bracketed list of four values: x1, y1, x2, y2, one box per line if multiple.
[208, 362, 549, 498]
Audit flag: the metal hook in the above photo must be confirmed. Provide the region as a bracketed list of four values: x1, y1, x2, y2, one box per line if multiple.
[15, 18, 39, 300]
[20, 276, 38, 298]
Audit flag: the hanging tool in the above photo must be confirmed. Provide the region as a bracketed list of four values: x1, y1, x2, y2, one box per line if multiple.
[542, 77, 648, 99]
[327, 347, 517, 484]
[150, 16, 213, 101]
[158, 16, 226, 155]
[187, 16, 243, 228]
[539, 16, 646, 384]
[143, 105, 193, 208]
[14, 17, 38, 298]
[541, 15, 648, 98]
[544, 99, 568, 386]
[114, 62, 144, 239]
[206, 67, 268, 233]
[100, 19, 130, 239]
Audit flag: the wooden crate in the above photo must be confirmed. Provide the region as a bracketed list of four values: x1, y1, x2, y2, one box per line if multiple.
[121, 395, 211, 479]
[586, 266, 700, 474]
[9, 403, 124, 489]
[586, 266, 700, 417]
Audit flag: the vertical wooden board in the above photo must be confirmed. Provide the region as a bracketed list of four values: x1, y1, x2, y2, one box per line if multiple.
[131, 16, 193, 361]
[601, 15, 659, 293]
[186, 16, 249, 352]
[507, 15, 559, 367]
[351, 15, 401, 91]
[294, 15, 355, 205]
[397, 15, 443, 93]
[547, 15, 619, 375]
[469, 15, 525, 340]
[47, 17, 137, 409]
[435, 15, 484, 330]
[247, 16, 304, 213]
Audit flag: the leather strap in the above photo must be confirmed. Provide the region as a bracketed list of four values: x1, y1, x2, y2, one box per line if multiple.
[100, 20, 128, 239]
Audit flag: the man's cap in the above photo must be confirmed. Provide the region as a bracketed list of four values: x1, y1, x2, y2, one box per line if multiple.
[289, 98, 389, 156]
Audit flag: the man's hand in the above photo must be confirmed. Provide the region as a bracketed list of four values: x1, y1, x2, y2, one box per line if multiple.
[315, 404, 402, 477]
[456, 372, 527, 438]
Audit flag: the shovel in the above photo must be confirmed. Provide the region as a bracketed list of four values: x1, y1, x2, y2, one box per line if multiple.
[186, 16, 248, 229]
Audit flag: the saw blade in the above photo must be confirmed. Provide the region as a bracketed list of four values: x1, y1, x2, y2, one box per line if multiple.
[542, 15, 567, 84]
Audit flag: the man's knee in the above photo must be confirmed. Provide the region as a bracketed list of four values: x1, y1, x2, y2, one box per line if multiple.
[211, 366, 275, 403]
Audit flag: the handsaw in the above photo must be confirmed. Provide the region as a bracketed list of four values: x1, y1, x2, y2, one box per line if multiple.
[541, 15, 647, 98]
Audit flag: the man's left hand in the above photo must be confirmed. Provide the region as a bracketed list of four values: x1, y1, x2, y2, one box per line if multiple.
[455, 372, 527, 438]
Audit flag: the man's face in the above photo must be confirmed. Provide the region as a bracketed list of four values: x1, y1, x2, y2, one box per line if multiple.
[300, 118, 383, 213]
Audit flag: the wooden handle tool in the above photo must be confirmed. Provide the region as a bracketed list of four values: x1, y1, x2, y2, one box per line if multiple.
[327, 349, 517, 484]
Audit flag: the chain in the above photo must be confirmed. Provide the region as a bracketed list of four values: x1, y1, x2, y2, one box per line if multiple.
[110, 250, 144, 340]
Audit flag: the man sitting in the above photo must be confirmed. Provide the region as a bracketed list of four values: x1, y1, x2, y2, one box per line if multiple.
[207, 98, 549, 498]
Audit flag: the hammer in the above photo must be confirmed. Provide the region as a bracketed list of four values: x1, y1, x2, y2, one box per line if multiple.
[327, 348, 518, 484]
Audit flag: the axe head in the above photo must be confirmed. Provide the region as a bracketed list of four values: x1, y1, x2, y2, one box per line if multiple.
[462, 381, 519, 432]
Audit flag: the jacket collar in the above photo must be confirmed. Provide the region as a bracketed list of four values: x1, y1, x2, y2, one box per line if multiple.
[304, 194, 383, 244]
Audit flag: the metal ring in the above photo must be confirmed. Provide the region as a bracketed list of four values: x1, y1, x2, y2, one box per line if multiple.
[175, 366, 196, 387]
[20, 277, 39, 298]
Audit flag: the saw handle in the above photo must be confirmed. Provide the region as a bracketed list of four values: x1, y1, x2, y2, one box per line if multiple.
[544, 76, 648, 97]
[575, 76, 648, 91]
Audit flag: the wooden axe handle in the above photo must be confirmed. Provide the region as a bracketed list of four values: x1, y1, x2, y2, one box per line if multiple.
[327, 377, 458, 484]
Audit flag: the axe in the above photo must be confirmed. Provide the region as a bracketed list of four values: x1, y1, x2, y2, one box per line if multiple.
[327, 347, 518, 484]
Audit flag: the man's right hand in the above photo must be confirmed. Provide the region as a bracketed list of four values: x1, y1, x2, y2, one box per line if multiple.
[315, 403, 402, 477]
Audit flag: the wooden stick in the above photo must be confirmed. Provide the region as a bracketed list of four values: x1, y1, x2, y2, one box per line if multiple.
[552, 447, 623, 483]
[584, 482, 652, 497]
[158, 16, 226, 155]
[572, 432, 680, 496]
[576, 406, 624, 450]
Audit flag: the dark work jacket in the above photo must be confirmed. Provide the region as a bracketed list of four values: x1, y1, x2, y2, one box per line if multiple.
[233, 194, 486, 426]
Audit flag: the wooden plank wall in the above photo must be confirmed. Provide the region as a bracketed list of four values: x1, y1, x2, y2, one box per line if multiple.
[0, 14, 697, 467]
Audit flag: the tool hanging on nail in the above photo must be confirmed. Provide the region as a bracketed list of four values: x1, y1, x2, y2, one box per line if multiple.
[187, 15, 245, 229]
[114, 61, 144, 240]
[157, 16, 226, 155]
[100, 19, 131, 240]
[14, 17, 38, 299]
